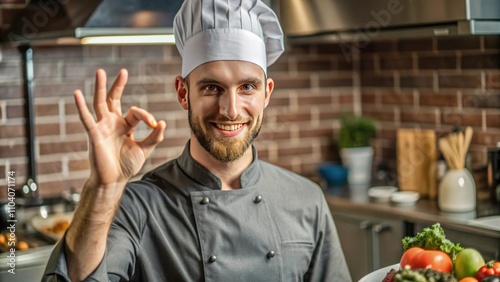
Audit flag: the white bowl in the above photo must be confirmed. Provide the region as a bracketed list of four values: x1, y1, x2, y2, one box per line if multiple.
[390, 191, 420, 206]
[368, 186, 398, 202]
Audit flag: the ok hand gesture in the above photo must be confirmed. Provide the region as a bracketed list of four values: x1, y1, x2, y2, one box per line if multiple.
[74, 69, 166, 188]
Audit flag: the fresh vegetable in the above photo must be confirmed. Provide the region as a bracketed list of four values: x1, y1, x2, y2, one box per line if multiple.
[476, 261, 500, 281]
[402, 223, 463, 263]
[455, 248, 485, 280]
[400, 247, 453, 273]
[392, 267, 457, 282]
[458, 278, 478, 282]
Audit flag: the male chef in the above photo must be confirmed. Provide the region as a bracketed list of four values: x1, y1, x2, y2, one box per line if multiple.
[42, 0, 351, 281]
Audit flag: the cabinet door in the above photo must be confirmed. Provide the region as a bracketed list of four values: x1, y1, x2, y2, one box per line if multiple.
[332, 212, 404, 281]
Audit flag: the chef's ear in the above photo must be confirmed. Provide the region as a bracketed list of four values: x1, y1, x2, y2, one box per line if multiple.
[264, 77, 274, 108]
[176, 76, 189, 110]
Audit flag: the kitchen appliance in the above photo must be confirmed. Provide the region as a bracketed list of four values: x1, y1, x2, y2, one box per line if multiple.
[2, 0, 184, 45]
[276, 0, 500, 42]
[487, 145, 500, 202]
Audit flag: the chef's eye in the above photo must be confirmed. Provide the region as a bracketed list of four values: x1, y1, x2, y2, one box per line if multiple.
[241, 84, 256, 92]
[202, 85, 221, 93]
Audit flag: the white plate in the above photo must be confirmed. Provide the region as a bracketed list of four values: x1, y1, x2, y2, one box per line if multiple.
[359, 263, 399, 282]
[368, 186, 398, 202]
[31, 212, 73, 241]
[390, 191, 420, 206]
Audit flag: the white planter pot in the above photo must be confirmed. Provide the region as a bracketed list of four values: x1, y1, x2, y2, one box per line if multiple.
[340, 147, 374, 185]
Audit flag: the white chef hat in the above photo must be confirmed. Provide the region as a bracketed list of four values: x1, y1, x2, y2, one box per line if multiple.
[173, 0, 285, 78]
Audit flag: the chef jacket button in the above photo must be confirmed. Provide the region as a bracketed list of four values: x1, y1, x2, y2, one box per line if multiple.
[208, 255, 217, 263]
[254, 195, 263, 203]
[267, 251, 275, 259]
[201, 197, 210, 205]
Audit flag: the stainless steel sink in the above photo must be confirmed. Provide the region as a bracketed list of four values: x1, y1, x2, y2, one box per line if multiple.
[468, 215, 500, 231]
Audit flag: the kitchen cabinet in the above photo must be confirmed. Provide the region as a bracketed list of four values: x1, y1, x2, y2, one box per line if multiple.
[414, 223, 500, 261]
[331, 210, 405, 281]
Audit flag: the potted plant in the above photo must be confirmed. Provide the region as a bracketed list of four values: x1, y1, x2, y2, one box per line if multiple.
[338, 114, 377, 185]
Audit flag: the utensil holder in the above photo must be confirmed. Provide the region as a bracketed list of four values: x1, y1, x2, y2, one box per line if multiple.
[438, 168, 476, 212]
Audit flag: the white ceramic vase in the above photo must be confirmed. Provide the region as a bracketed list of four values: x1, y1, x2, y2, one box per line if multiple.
[340, 147, 374, 185]
[438, 168, 476, 212]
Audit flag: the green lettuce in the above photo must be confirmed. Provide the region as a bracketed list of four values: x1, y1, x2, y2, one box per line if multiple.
[402, 223, 464, 262]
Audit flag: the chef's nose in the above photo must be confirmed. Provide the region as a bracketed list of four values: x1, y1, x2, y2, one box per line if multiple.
[219, 90, 239, 120]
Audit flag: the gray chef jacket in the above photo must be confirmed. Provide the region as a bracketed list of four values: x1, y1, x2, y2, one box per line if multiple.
[42, 141, 351, 282]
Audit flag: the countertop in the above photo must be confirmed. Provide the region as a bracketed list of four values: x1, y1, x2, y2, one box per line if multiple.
[324, 185, 500, 238]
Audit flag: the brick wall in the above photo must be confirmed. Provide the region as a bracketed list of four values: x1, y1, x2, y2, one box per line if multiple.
[0, 43, 355, 198]
[356, 36, 500, 184]
[0, 1, 499, 199]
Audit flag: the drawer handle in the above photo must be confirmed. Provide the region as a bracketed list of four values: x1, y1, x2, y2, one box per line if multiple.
[360, 221, 373, 230]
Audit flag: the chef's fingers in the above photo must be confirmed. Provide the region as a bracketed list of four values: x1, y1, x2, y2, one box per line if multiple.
[123, 106, 157, 131]
[139, 120, 166, 158]
[93, 69, 109, 120]
[107, 69, 128, 115]
[74, 90, 96, 132]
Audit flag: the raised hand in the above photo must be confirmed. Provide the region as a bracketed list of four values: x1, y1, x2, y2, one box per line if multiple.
[74, 69, 166, 187]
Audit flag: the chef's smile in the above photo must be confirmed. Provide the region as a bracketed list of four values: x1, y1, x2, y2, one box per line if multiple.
[213, 122, 246, 137]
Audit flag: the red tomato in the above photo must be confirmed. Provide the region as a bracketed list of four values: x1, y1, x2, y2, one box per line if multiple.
[476, 261, 500, 281]
[400, 247, 453, 273]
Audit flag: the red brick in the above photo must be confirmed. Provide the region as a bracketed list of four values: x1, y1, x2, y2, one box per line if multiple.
[36, 123, 60, 136]
[400, 75, 434, 88]
[68, 159, 89, 172]
[287, 44, 313, 55]
[9, 162, 27, 183]
[439, 74, 481, 89]
[256, 130, 292, 141]
[418, 55, 457, 70]
[34, 81, 86, 98]
[338, 92, 354, 104]
[34, 62, 61, 79]
[359, 40, 397, 53]
[298, 95, 332, 106]
[436, 36, 480, 51]
[441, 111, 482, 127]
[318, 77, 353, 87]
[420, 91, 458, 107]
[35, 103, 59, 116]
[400, 109, 437, 124]
[278, 146, 313, 157]
[360, 73, 394, 87]
[463, 93, 500, 109]
[359, 55, 376, 71]
[144, 62, 182, 75]
[272, 75, 311, 89]
[379, 54, 413, 70]
[122, 82, 166, 96]
[0, 143, 26, 158]
[297, 58, 333, 72]
[83, 45, 114, 59]
[65, 121, 85, 135]
[462, 53, 500, 69]
[0, 84, 22, 99]
[298, 128, 333, 138]
[37, 161, 61, 175]
[362, 108, 395, 122]
[486, 112, 500, 129]
[473, 131, 500, 147]
[147, 101, 183, 113]
[0, 62, 21, 82]
[0, 123, 24, 138]
[0, 164, 5, 182]
[267, 96, 290, 107]
[39, 140, 87, 155]
[6, 104, 24, 119]
[486, 73, 500, 90]
[484, 35, 500, 49]
[398, 38, 434, 52]
[381, 91, 414, 106]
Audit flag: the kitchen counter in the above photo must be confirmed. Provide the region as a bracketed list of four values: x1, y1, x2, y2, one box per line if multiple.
[325, 185, 500, 238]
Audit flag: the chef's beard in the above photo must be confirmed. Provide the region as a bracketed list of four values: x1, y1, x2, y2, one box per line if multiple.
[188, 104, 262, 163]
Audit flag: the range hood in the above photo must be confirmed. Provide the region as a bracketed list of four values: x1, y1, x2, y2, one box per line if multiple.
[2, 0, 184, 46]
[276, 0, 500, 42]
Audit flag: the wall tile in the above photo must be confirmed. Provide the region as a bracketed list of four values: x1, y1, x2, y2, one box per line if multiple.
[462, 53, 500, 69]
[420, 91, 458, 107]
[400, 75, 434, 88]
[418, 55, 457, 70]
[436, 36, 480, 51]
[398, 38, 434, 52]
[439, 74, 481, 89]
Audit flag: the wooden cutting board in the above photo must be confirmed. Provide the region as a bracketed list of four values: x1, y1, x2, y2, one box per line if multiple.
[397, 129, 437, 199]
